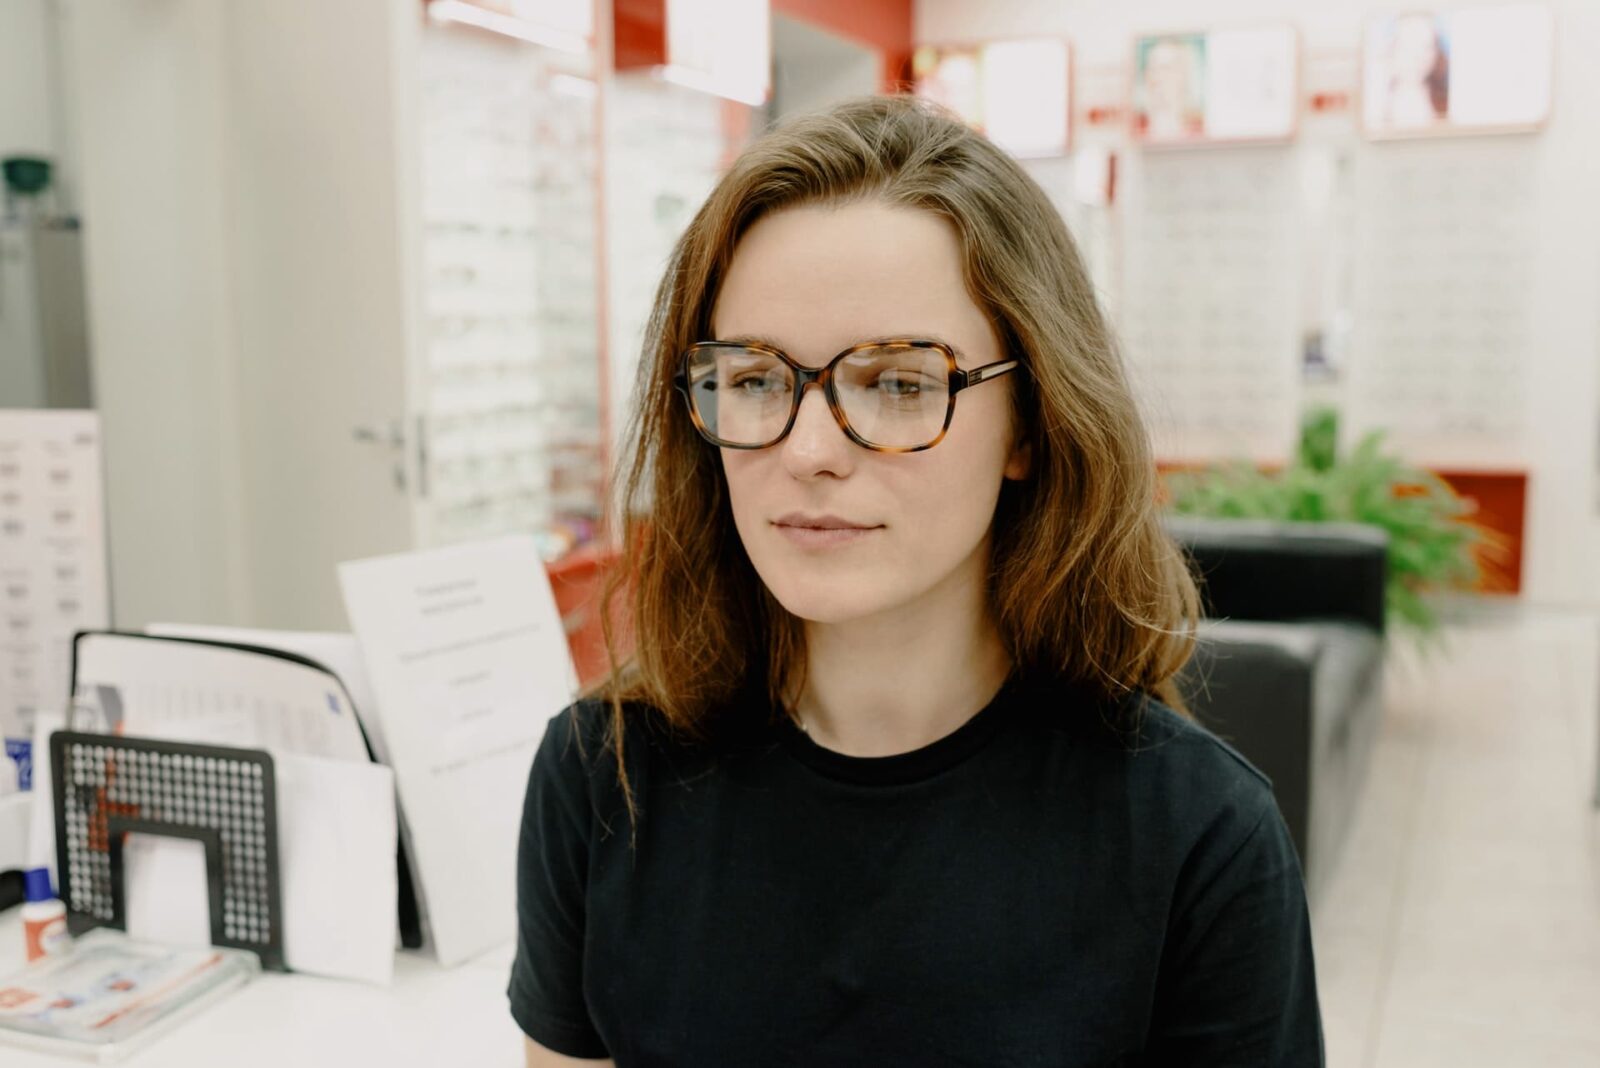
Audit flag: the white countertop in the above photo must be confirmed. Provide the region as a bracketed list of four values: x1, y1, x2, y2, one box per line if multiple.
[0, 906, 526, 1066]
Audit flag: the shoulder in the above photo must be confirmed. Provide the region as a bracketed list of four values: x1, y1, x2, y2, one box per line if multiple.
[1124, 694, 1276, 810]
[1024, 680, 1282, 849]
[1026, 678, 1273, 792]
[528, 698, 627, 822]
[1039, 685, 1305, 913]
[1115, 695, 1296, 887]
[542, 696, 614, 759]
[534, 694, 710, 820]
[541, 693, 676, 760]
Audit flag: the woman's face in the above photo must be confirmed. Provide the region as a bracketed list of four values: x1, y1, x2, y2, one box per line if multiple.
[1144, 41, 1192, 118]
[710, 200, 1030, 627]
[1392, 16, 1440, 81]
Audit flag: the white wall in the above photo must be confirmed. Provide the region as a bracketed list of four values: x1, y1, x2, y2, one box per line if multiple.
[0, 0, 57, 161]
[220, 0, 418, 630]
[1, 0, 65, 410]
[57, 0, 420, 630]
[772, 15, 881, 120]
[917, 0, 1600, 609]
[0, 0, 79, 213]
[59, 0, 249, 628]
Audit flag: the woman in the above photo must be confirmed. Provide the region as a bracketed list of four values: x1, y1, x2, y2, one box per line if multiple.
[510, 96, 1323, 1066]
[1376, 14, 1450, 130]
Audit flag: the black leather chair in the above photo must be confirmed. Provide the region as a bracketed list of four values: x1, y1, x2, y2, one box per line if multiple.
[1164, 515, 1389, 901]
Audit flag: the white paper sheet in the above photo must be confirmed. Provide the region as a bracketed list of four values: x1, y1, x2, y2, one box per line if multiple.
[273, 754, 397, 985]
[144, 624, 391, 767]
[72, 633, 371, 762]
[125, 835, 211, 948]
[121, 752, 397, 985]
[338, 535, 577, 966]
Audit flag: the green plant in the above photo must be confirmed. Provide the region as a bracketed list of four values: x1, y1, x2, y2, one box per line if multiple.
[1164, 406, 1507, 645]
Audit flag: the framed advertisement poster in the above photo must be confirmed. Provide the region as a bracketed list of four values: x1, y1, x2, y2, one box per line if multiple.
[913, 38, 1072, 158]
[1362, 4, 1554, 138]
[1132, 25, 1298, 146]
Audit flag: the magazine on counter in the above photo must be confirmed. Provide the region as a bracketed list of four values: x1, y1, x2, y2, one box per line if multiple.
[0, 929, 259, 1062]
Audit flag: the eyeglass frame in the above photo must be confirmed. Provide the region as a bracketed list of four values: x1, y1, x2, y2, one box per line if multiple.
[672, 337, 1022, 453]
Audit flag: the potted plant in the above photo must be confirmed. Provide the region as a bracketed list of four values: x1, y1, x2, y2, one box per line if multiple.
[1163, 406, 1509, 648]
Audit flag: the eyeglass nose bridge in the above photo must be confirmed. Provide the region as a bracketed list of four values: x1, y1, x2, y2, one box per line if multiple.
[791, 364, 829, 393]
[782, 363, 849, 439]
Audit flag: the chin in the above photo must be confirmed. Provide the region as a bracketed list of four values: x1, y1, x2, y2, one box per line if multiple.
[761, 571, 895, 626]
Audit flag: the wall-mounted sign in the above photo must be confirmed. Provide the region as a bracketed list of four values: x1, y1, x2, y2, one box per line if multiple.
[426, 0, 594, 54]
[913, 38, 1072, 158]
[0, 410, 111, 790]
[1132, 25, 1298, 145]
[1362, 4, 1553, 138]
[614, 0, 770, 106]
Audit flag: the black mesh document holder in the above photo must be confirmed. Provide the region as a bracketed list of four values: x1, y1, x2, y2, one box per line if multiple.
[50, 731, 286, 971]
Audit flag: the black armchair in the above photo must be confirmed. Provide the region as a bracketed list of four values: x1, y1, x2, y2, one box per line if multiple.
[1164, 515, 1389, 901]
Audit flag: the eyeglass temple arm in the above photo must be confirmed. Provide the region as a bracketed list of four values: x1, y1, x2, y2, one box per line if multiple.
[953, 359, 1021, 393]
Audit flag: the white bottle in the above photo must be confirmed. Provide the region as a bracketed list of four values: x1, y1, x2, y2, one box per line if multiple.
[21, 867, 69, 962]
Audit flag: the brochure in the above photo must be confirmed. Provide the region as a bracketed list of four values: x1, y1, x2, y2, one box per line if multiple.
[0, 930, 259, 1062]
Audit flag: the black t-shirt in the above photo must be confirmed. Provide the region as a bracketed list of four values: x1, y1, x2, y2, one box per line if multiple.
[508, 671, 1324, 1066]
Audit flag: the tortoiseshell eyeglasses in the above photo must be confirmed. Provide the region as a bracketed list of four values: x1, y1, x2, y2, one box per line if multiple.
[672, 338, 1020, 453]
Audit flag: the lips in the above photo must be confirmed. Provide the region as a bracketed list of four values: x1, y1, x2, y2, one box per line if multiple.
[772, 513, 883, 550]
[773, 513, 878, 531]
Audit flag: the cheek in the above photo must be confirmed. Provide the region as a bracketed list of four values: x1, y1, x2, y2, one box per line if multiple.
[719, 451, 770, 529]
[891, 454, 1002, 544]
[931, 394, 1017, 491]
[884, 429, 1013, 548]
[921, 415, 1004, 534]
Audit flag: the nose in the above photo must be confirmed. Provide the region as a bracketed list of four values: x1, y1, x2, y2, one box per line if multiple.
[779, 383, 855, 480]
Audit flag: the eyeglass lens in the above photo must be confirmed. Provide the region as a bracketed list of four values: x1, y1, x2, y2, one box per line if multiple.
[685, 344, 951, 448]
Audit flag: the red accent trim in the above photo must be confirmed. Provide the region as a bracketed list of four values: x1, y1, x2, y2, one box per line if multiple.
[591, 0, 614, 519]
[1430, 470, 1526, 594]
[719, 98, 755, 168]
[610, 1, 915, 93]
[547, 545, 628, 687]
[773, 0, 912, 55]
[882, 48, 914, 94]
[613, 0, 667, 69]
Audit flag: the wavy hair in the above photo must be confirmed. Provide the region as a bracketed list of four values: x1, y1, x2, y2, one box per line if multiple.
[595, 95, 1200, 822]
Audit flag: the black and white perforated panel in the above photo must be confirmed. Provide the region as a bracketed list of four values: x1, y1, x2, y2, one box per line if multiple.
[50, 732, 285, 970]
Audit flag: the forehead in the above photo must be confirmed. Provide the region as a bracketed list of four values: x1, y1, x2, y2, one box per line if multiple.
[710, 200, 999, 366]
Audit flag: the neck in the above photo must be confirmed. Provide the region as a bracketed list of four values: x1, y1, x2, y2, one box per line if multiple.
[791, 548, 1013, 757]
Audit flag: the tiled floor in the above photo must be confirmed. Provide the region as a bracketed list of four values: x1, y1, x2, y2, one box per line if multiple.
[1312, 606, 1600, 1067]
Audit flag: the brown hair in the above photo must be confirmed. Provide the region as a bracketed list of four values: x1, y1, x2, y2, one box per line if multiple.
[595, 95, 1199, 822]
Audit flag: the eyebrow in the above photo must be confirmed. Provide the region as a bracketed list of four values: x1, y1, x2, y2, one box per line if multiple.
[715, 333, 971, 362]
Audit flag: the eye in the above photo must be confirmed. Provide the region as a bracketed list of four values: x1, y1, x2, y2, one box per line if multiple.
[730, 371, 789, 396]
[875, 371, 927, 397]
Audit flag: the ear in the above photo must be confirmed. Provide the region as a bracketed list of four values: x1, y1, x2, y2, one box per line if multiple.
[1003, 437, 1032, 481]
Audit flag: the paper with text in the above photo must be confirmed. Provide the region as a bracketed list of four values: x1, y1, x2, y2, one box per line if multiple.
[338, 535, 577, 966]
